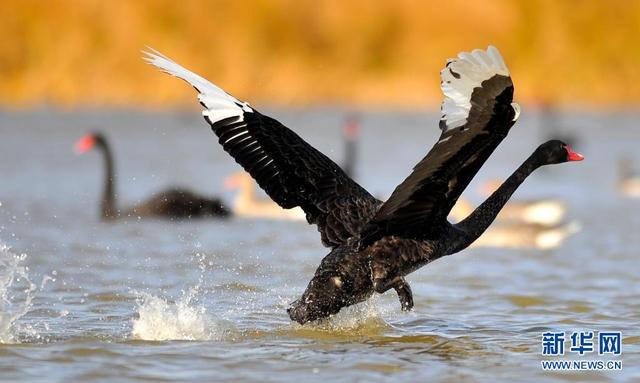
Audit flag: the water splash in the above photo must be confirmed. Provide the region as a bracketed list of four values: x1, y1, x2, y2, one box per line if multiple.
[322, 298, 386, 329]
[131, 290, 235, 341]
[131, 253, 235, 341]
[288, 296, 391, 337]
[0, 243, 36, 343]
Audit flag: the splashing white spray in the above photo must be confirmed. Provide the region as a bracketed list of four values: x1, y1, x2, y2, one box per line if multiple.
[131, 290, 233, 341]
[287, 296, 390, 335]
[0, 243, 36, 343]
[131, 253, 235, 341]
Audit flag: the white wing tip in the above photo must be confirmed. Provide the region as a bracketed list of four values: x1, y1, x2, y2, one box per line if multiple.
[142, 47, 167, 65]
[142, 47, 190, 78]
[143, 46, 253, 121]
[511, 102, 521, 121]
[447, 45, 510, 79]
[440, 45, 513, 130]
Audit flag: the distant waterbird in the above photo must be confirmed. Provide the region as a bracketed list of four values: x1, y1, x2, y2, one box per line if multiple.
[75, 132, 230, 220]
[618, 156, 640, 198]
[224, 171, 306, 221]
[342, 114, 360, 180]
[470, 221, 581, 250]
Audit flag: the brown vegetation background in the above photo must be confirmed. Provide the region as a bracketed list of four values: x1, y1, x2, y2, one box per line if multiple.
[1, 0, 639, 108]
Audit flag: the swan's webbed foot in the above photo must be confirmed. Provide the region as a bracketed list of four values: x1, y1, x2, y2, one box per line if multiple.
[394, 278, 413, 311]
[393, 278, 413, 311]
[372, 275, 414, 311]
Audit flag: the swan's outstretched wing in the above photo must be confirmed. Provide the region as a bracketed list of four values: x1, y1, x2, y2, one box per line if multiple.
[360, 46, 519, 246]
[144, 49, 379, 248]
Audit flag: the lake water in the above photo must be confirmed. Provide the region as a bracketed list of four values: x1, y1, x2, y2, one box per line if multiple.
[0, 108, 638, 382]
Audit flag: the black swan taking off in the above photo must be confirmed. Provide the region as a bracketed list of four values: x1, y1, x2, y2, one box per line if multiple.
[75, 132, 230, 220]
[145, 46, 583, 324]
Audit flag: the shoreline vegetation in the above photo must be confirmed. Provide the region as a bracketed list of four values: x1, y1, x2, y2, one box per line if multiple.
[1, 0, 639, 108]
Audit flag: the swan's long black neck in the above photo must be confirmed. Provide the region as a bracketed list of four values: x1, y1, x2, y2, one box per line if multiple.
[343, 136, 356, 179]
[446, 151, 544, 254]
[97, 139, 117, 220]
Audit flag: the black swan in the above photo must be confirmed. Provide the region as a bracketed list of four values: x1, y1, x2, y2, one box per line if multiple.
[75, 132, 230, 220]
[145, 45, 583, 324]
[342, 114, 359, 179]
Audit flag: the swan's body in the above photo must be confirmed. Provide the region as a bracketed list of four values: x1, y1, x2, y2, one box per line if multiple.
[470, 221, 580, 250]
[479, 179, 567, 225]
[225, 171, 306, 220]
[75, 133, 230, 220]
[618, 157, 640, 198]
[450, 199, 574, 249]
[342, 114, 359, 180]
[490, 199, 565, 226]
[619, 179, 640, 198]
[146, 45, 582, 324]
[450, 196, 566, 226]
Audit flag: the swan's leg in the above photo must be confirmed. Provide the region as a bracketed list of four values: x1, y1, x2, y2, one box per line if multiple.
[372, 275, 400, 293]
[372, 274, 414, 311]
[394, 278, 413, 311]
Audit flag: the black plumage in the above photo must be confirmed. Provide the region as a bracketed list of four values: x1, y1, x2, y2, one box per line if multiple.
[146, 46, 583, 325]
[205, 110, 379, 248]
[359, 75, 517, 246]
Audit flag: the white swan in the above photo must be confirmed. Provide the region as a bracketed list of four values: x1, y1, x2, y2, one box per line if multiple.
[224, 171, 306, 221]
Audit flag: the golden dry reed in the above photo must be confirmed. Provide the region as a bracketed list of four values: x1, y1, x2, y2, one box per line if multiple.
[1, 0, 639, 108]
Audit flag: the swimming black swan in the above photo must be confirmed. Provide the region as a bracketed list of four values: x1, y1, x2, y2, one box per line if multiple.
[145, 46, 583, 324]
[342, 114, 359, 179]
[75, 132, 230, 220]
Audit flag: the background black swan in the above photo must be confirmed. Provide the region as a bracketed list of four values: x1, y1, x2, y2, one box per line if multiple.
[75, 132, 230, 220]
[342, 114, 359, 179]
[145, 45, 583, 324]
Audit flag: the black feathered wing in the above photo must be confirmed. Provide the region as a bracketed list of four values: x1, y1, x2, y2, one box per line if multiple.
[360, 46, 520, 246]
[144, 49, 379, 248]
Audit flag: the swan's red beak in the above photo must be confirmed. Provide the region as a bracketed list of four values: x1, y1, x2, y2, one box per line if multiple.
[223, 176, 239, 190]
[74, 135, 96, 154]
[566, 145, 584, 162]
[344, 117, 359, 140]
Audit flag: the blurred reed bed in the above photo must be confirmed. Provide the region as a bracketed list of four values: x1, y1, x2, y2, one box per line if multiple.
[1, 0, 640, 108]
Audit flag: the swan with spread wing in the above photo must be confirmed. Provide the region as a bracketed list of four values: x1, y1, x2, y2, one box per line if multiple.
[145, 46, 583, 324]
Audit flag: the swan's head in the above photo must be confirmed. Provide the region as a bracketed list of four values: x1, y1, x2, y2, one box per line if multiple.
[74, 132, 106, 154]
[223, 171, 254, 191]
[344, 114, 360, 140]
[537, 140, 584, 165]
[287, 272, 351, 325]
